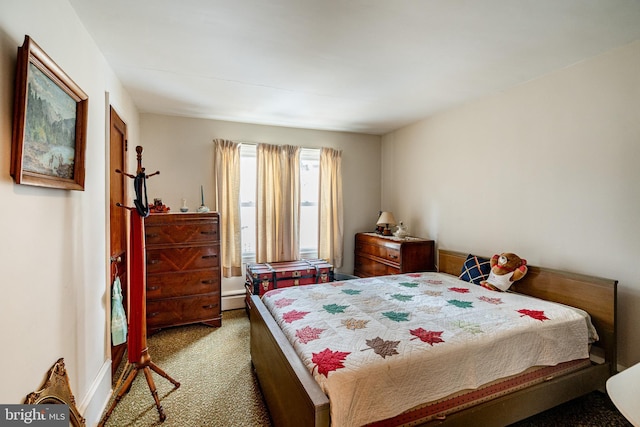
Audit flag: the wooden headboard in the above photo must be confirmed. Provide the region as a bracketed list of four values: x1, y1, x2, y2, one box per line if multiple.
[438, 249, 618, 374]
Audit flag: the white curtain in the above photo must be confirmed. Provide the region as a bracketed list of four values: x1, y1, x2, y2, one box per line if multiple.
[318, 147, 343, 268]
[212, 139, 242, 277]
[256, 143, 300, 263]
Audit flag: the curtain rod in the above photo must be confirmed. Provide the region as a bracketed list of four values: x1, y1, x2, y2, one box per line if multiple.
[220, 139, 323, 152]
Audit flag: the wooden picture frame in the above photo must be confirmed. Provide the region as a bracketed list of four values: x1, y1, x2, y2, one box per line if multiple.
[11, 35, 88, 191]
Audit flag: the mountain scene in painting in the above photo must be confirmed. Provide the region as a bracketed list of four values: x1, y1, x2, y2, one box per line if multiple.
[22, 62, 76, 179]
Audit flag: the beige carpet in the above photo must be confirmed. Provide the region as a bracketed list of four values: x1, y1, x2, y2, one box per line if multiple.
[102, 309, 271, 426]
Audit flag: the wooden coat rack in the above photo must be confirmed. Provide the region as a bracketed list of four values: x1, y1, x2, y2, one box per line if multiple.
[99, 146, 180, 426]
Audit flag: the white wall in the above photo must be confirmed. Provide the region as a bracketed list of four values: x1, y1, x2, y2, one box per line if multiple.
[139, 114, 381, 305]
[382, 41, 640, 368]
[0, 1, 139, 424]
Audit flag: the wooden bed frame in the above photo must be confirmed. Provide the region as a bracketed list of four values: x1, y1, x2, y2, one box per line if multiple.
[249, 249, 617, 427]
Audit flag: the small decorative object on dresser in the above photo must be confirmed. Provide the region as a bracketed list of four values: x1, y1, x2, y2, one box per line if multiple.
[197, 184, 210, 212]
[354, 232, 435, 277]
[145, 212, 221, 334]
[149, 198, 170, 213]
[393, 221, 409, 238]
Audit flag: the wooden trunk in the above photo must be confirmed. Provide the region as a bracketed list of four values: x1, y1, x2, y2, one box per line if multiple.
[245, 259, 334, 311]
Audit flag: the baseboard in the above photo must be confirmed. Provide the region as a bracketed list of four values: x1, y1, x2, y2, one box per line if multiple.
[222, 293, 245, 311]
[78, 358, 112, 426]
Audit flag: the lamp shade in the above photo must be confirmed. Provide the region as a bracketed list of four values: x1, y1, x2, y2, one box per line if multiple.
[376, 211, 397, 226]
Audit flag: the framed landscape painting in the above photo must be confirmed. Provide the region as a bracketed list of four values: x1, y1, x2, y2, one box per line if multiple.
[11, 35, 88, 190]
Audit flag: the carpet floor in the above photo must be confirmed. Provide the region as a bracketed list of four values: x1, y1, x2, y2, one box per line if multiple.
[102, 309, 630, 427]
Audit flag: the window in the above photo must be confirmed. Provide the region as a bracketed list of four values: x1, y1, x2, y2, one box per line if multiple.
[239, 144, 257, 259]
[239, 144, 320, 263]
[299, 148, 320, 257]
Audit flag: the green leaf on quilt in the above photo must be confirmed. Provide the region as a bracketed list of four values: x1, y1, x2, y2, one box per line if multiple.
[399, 282, 419, 288]
[447, 299, 473, 309]
[324, 303, 349, 314]
[391, 293, 414, 302]
[342, 289, 362, 295]
[382, 311, 410, 322]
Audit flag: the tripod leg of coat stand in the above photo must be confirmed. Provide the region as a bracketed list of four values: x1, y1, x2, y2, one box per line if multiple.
[99, 364, 139, 426]
[98, 349, 180, 426]
[142, 366, 166, 422]
[149, 360, 181, 388]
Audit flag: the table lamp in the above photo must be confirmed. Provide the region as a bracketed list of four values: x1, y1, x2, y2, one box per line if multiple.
[376, 211, 397, 236]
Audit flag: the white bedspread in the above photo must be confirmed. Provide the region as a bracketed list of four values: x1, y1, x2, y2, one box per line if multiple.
[262, 272, 595, 427]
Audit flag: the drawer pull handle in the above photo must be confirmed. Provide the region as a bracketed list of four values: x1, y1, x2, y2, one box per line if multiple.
[149, 259, 160, 265]
[202, 255, 218, 259]
[202, 304, 216, 309]
[201, 231, 217, 235]
[148, 312, 160, 318]
[146, 233, 159, 238]
[147, 286, 159, 291]
[388, 254, 398, 259]
[201, 280, 215, 284]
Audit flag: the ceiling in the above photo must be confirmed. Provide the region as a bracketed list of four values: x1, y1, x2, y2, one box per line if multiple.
[68, 0, 640, 135]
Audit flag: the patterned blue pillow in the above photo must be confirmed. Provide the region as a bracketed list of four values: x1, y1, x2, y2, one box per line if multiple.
[459, 254, 491, 285]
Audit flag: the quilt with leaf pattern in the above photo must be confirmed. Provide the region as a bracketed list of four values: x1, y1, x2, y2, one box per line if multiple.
[261, 272, 596, 427]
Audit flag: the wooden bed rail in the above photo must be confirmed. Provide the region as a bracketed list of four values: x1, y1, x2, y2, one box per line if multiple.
[250, 295, 330, 427]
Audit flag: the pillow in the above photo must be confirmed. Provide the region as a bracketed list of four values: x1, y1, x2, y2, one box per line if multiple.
[459, 254, 491, 285]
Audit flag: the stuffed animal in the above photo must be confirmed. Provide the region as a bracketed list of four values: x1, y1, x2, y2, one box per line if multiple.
[480, 253, 527, 292]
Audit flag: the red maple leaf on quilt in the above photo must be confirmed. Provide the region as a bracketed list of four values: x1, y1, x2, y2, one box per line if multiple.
[517, 309, 549, 321]
[274, 297, 296, 308]
[409, 328, 445, 346]
[282, 309, 310, 323]
[448, 287, 470, 293]
[312, 348, 351, 377]
[296, 326, 325, 344]
[265, 289, 285, 298]
[407, 273, 422, 278]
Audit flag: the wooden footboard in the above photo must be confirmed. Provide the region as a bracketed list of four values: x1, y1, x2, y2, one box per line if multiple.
[250, 249, 617, 426]
[250, 295, 329, 427]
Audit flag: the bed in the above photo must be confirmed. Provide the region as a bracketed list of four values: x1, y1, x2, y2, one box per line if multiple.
[249, 249, 617, 426]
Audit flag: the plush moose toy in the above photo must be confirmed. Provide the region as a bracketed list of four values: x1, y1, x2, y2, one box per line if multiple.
[480, 252, 527, 292]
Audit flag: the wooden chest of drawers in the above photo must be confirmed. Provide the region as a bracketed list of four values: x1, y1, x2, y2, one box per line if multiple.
[354, 232, 435, 278]
[145, 212, 221, 334]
